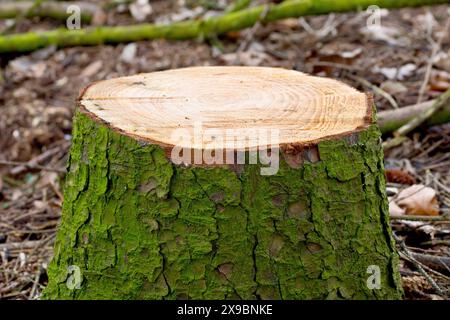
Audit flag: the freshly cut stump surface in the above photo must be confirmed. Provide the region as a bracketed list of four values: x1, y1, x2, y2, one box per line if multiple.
[79, 67, 371, 149]
[44, 66, 403, 299]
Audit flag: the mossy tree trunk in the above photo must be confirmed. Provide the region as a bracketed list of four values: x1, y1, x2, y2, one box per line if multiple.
[43, 110, 403, 300]
[44, 67, 402, 299]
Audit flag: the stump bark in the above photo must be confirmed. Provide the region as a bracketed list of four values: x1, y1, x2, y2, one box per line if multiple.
[43, 67, 403, 299]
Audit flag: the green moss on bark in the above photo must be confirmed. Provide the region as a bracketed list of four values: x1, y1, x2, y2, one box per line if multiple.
[42, 110, 403, 300]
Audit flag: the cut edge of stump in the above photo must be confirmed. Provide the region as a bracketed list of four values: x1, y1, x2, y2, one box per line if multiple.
[76, 69, 375, 160]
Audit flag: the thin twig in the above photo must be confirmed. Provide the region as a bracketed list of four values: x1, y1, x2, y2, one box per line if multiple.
[417, 16, 450, 104]
[420, 240, 450, 246]
[6, 229, 57, 235]
[416, 139, 444, 158]
[299, 13, 339, 39]
[410, 252, 450, 274]
[310, 61, 363, 71]
[29, 266, 41, 300]
[419, 160, 450, 172]
[390, 214, 449, 221]
[10, 144, 68, 175]
[348, 74, 399, 109]
[0, 160, 66, 174]
[394, 233, 445, 296]
[236, 3, 270, 55]
[382, 136, 408, 150]
[0, 239, 49, 251]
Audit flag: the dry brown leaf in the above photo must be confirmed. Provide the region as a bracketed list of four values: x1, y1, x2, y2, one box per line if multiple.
[429, 69, 450, 92]
[386, 169, 415, 185]
[225, 31, 241, 41]
[388, 197, 406, 216]
[397, 184, 440, 216]
[275, 18, 300, 29]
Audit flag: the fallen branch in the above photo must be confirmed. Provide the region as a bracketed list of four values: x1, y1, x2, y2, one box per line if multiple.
[0, 1, 99, 23]
[3, 0, 47, 34]
[378, 98, 450, 134]
[227, 0, 253, 13]
[0, 0, 449, 53]
[395, 87, 450, 136]
[410, 252, 450, 274]
[390, 214, 449, 221]
[382, 88, 450, 148]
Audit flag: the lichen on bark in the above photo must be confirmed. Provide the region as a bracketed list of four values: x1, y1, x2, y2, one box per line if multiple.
[42, 110, 403, 300]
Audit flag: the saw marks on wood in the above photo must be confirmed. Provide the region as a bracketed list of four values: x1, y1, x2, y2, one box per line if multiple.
[79, 66, 372, 150]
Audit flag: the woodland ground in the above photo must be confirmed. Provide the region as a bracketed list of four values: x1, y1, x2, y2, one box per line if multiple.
[0, 0, 449, 300]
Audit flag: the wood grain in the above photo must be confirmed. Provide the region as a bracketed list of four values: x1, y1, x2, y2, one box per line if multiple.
[79, 66, 372, 150]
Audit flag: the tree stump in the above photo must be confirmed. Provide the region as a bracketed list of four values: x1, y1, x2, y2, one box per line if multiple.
[43, 67, 403, 300]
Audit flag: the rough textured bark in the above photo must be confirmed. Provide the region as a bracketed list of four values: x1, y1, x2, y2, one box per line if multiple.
[43, 110, 403, 300]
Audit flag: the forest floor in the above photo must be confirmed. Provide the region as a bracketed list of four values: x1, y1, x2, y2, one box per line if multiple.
[0, 0, 449, 300]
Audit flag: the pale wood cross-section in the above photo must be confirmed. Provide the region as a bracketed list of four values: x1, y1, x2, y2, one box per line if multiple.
[79, 66, 372, 150]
